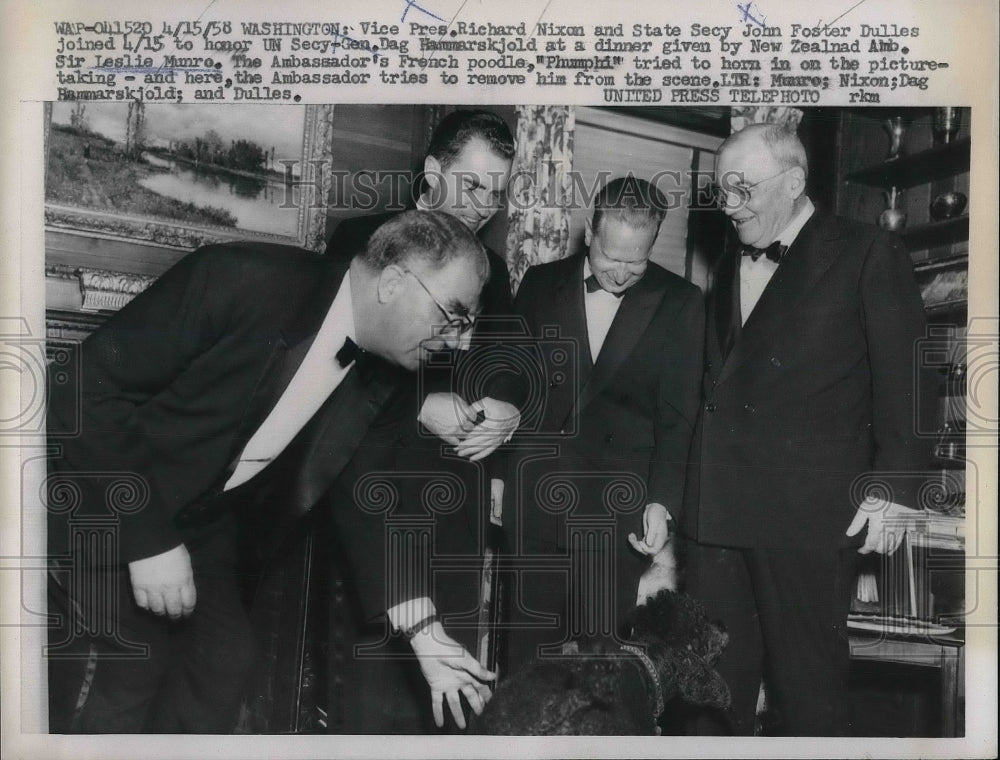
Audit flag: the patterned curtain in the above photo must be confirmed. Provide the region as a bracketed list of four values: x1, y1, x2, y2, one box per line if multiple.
[504, 106, 575, 294]
[730, 106, 804, 133]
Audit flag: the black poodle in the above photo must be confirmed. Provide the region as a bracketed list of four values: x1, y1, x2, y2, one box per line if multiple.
[472, 589, 731, 735]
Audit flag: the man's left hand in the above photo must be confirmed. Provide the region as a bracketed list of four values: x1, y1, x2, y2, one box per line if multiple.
[418, 392, 478, 446]
[846, 496, 921, 555]
[453, 397, 520, 462]
[409, 621, 496, 729]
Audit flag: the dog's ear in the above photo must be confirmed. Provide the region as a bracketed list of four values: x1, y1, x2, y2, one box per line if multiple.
[700, 620, 729, 663]
[674, 649, 732, 710]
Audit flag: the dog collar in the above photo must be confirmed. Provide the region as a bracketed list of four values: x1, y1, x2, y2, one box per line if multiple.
[620, 643, 664, 730]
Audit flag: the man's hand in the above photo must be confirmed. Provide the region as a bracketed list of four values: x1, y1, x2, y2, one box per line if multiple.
[845, 496, 921, 555]
[127, 544, 196, 619]
[418, 392, 478, 446]
[628, 502, 672, 556]
[453, 397, 521, 462]
[409, 621, 496, 729]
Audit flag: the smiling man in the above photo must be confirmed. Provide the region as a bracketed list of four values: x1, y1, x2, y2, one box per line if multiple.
[420, 116, 512, 235]
[503, 176, 704, 678]
[682, 123, 934, 736]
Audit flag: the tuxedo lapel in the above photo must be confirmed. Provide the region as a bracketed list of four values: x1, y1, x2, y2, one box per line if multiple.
[718, 211, 842, 385]
[282, 368, 401, 516]
[239, 364, 403, 558]
[570, 273, 665, 421]
[713, 247, 741, 361]
[231, 251, 402, 555]
[545, 257, 592, 428]
[224, 258, 350, 477]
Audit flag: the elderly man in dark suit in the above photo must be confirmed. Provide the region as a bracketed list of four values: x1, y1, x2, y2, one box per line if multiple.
[503, 176, 705, 676]
[683, 123, 935, 736]
[46, 211, 496, 733]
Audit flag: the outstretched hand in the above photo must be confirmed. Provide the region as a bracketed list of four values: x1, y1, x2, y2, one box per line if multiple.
[846, 496, 921, 555]
[408, 621, 496, 728]
[128, 543, 196, 619]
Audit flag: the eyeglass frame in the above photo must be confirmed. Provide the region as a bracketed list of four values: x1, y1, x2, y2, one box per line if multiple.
[401, 268, 477, 335]
[711, 166, 797, 209]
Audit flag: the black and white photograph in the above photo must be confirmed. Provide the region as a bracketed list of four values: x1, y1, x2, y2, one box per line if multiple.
[37, 101, 976, 737]
[1, 1, 997, 759]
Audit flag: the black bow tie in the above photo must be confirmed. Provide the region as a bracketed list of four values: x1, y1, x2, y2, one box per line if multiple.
[585, 274, 626, 298]
[335, 336, 363, 368]
[740, 241, 788, 263]
[336, 336, 389, 384]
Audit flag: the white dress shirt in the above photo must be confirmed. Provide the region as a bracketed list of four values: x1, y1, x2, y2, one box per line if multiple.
[583, 258, 626, 362]
[740, 198, 815, 325]
[225, 271, 357, 490]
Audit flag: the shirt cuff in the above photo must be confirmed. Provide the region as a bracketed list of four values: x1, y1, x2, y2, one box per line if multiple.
[386, 596, 437, 631]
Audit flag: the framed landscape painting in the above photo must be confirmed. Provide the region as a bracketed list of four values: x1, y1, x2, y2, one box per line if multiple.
[44, 102, 333, 252]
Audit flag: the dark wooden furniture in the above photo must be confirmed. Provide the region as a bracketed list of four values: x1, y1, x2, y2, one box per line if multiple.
[838, 107, 970, 738]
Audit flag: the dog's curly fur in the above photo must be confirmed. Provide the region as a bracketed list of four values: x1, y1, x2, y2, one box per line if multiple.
[472, 590, 731, 735]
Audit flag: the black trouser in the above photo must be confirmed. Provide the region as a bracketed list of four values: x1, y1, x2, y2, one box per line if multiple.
[47, 513, 259, 733]
[683, 540, 858, 737]
[502, 539, 642, 679]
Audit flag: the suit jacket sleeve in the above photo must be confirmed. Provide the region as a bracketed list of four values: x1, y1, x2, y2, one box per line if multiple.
[482, 247, 514, 317]
[510, 264, 542, 336]
[860, 231, 934, 508]
[508, 265, 547, 408]
[647, 285, 706, 522]
[48, 248, 241, 563]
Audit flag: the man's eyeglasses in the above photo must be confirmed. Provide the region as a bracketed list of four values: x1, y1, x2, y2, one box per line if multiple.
[403, 269, 476, 335]
[711, 167, 796, 209]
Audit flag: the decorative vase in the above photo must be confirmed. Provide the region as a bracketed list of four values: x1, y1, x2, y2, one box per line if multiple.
[933, 107, 962, 146]
[929, 191, 968, 220]
[879, 187, 907, 231]
[883, 116, 908, 161]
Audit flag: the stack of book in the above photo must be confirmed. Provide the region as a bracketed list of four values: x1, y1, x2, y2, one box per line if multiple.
[849, 512, 965, 635]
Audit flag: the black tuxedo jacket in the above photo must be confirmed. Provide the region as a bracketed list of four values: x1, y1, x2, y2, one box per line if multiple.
[507, 253, 704, 606]
[47, 243, 408, 613]
[683, 209, 935, 549]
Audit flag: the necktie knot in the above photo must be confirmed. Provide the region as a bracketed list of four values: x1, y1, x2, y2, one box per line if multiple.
[336, 336, 386, 384]
[585, 274, 626, 298]
[740, 241, 788, 263]
[335, 336, 362, 368]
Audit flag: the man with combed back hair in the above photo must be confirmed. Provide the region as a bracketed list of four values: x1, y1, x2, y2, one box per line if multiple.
[503, 176, 705, 682]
